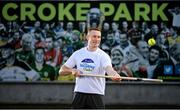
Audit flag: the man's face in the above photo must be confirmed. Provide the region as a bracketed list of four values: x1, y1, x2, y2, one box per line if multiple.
[151, 25, 159, 34]
[159, 34, 166, 44]
[132, 22, 138, 29]
[160, 23, 165, 29]
[103, 23, 109, 31]
[22, 38, 32, 51]
[138, 41, 149, 59]
[149, 49, 159, 62]
[12, 21, 18, 27]
[45, 37, 53, 50]
[35, 48, 44, 63]
[170, 28, 176, 36]
[142, 22, 147, 29]
[67, 22, 73, 31]
[112, 23, 118, 31]
[122, 21, 128, 28]
[119, 34, 127, 46]
[106, 33, 114, 45]
[1, 48, 13, 59]
[87, 30, 101, 49]
[34, 21, 40, 28]
[111, 49, 123, 65]
[13, 32, 20, 39]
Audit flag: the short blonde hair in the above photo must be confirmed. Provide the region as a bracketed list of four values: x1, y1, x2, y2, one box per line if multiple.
[87, 28, 101, 35]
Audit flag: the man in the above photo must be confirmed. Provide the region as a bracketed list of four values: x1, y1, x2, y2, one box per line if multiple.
[111, 47, 133, 77]
[0, 43, 40, 81]
[101, 22, 110, 43]
[111, 22, 121, 44]
[101, 32, 119, 55]
[44, 35, 63, 67]
[129, 40, 149, 78]
[147, 45, 161, 78]
[157, 34, 169, 51]
[30, 47, 56, 81]
[8, 31, 21, 50]
[64, 22, 74, 42]
[16, 33, 34, 64]
[141, 22, 150, 38]
[144, 24, 159, 43]
[114, 32, 136, 61]
[121, 21, 129, 33]
[59, 28, 121, 109]
[30, 21, 41, 34]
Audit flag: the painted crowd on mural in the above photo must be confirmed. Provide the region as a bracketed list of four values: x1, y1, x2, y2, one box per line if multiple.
[0, 5, 180, 81]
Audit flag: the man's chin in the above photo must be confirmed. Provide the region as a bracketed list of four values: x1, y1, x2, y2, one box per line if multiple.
[112, 60, 120, 65]
[92, 45, 99, 48]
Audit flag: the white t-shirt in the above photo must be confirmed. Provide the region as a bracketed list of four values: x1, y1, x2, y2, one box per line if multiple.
[0, 66, 40, 81]
[64, 47, 112, 95]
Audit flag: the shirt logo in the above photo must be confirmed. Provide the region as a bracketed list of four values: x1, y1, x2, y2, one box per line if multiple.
[80, 58, 95, 73]
[164, 65, 173, 75]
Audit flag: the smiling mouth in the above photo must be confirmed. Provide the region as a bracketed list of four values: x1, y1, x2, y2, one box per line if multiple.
[150, 56, 156, 60]
[93, 42, 99, 45]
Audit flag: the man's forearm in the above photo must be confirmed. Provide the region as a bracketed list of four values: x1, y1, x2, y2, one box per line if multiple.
[59, 65, 73, 76]
[105, 66, 118, 76]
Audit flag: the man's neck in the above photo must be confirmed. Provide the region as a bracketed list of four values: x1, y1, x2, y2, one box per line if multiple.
[35, 62, 43, 71]
[149, 60, 159, 65]
[6, 57, 15, 67]
[87, 46, 98, 52]
[120, 42, 129, 49]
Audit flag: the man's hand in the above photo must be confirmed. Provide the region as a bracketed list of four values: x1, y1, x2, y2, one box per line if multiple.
[111, 73, 121, 81]
[105, 66, 122, 81]
[72, 69, 82, 77]
[59, 65, 82, 77]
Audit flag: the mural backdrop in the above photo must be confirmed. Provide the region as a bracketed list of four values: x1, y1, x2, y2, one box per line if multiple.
[0, 0, 179, 81]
